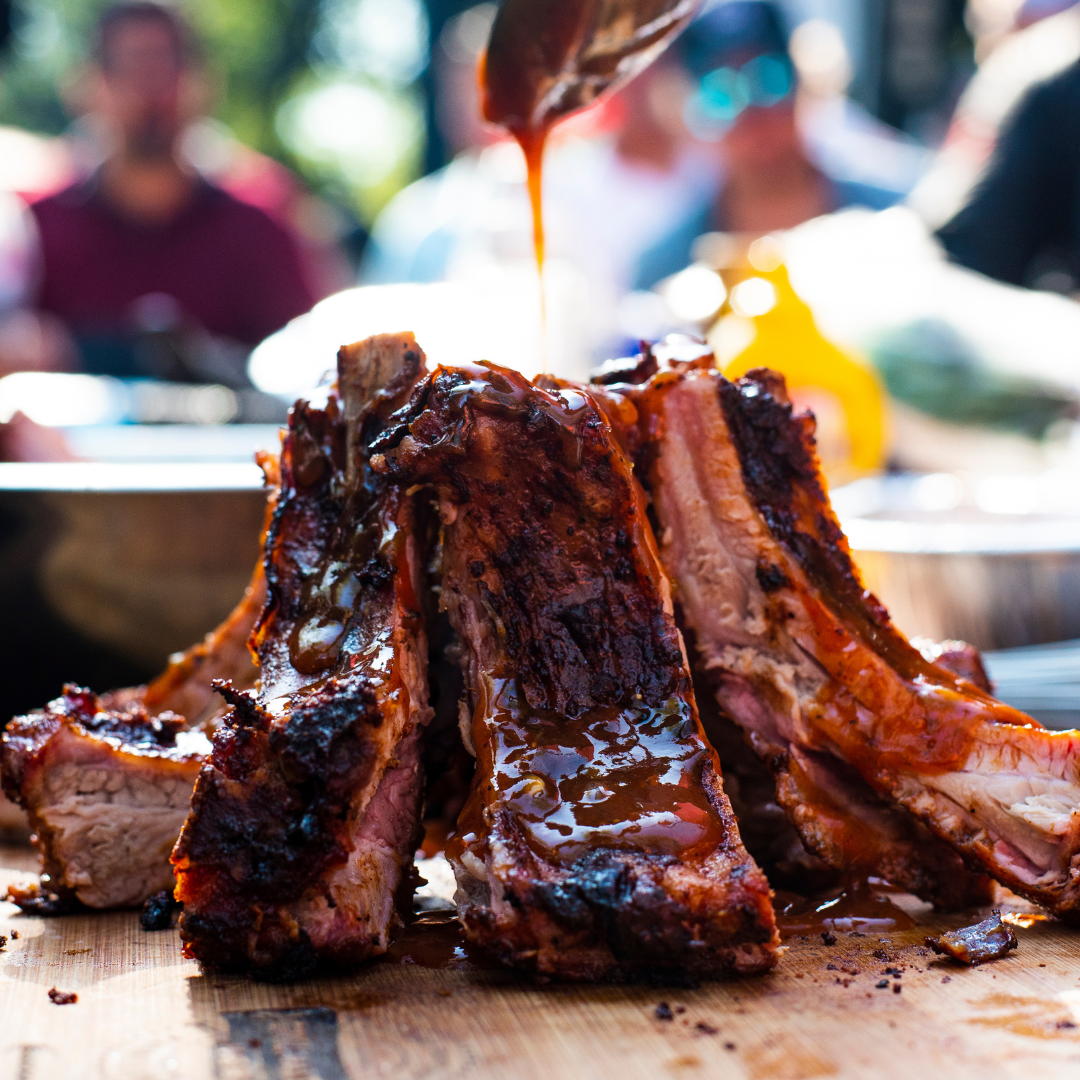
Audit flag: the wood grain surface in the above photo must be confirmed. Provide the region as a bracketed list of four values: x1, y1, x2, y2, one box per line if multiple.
[4, 843, 1080, 1080]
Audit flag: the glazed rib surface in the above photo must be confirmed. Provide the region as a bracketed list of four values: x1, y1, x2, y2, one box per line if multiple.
[172, 334, 433, 978]
[373, 362, 779, 980]
[623, 356, 1080, 916]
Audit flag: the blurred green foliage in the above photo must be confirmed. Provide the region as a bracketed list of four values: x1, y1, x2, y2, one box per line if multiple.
[0, 0, 319, 157]
[0, 0, 427, 222]
[188, 0, 323, 158]
[869, 318, 1080, 440]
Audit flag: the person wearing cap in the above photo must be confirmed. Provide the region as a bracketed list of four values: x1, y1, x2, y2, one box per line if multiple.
[25, 2, 315, 383]
[634, 0, 905, 290]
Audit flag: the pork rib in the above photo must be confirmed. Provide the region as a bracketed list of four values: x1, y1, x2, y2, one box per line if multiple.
[623, 356, 1080, 916]
[372, 362, 779, 980]
[172, 334, 433, 978]
[0, 469, 274, 912]
[1, 688, 213, 910]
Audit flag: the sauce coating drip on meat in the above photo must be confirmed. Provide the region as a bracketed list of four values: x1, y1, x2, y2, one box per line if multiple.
[173, 334, 433, 979]
[373, 361, 778, 979]
[453, 674, 722, 866]
[480, 0, 699, 365]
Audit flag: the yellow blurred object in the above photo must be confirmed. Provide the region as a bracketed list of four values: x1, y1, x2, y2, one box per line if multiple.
[712, 262, 886, 486]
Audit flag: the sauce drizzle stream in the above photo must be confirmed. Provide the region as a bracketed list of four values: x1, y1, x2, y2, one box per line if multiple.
[479, 0, 700, 370]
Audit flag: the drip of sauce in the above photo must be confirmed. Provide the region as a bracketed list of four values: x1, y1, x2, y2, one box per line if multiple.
[448, 672, 724, 868]
[420, 819, 452, 859]
[442, 365, 595, 468]
[774, 877, 916, 938]
[377, 910, 500, 970]
[285, 492, 405, 679]
[523, 131, 548, 365]
[480, 0, 699, 369]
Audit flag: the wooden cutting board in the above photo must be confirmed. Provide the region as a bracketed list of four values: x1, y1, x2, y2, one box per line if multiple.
[3, 843, 1080, 1080]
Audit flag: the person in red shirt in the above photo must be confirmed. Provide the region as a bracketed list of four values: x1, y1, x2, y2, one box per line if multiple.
[28, 2, 315, 383]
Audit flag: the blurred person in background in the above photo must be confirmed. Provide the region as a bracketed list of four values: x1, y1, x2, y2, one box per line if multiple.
[790, 19, 930, 200]
[21, 2, 316, 384]
[359, 3, 503, 285]
[634, 0, 907, 290]
[910, 0, 1080, 229]
[936, 55, 1080, 292]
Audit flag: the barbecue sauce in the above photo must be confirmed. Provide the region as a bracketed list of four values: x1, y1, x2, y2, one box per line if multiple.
[480, 0, 699, 367]
[378, 910, 500, 970]
[377, 363, 734, 874]
[774, 878, 915, 938]
[448, 671, 725, 869]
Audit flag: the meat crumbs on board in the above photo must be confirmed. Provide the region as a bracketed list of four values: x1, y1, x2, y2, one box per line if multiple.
[926, 911, 1019, 966]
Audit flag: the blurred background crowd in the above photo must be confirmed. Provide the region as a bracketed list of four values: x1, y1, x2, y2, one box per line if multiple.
[6, 0, 1080, 733]
[2, 0, 1080, 481]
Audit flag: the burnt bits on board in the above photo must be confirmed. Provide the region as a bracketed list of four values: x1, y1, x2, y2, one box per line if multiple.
[926, 911, 1019, 966]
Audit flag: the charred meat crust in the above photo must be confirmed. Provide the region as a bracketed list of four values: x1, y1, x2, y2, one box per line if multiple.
[174, 333, 432, 978]
[373, 364, 685, 717]
[374, 362, 779, 980]
[2, 686, 200, 803]
[925, 911, 1018, 965]
[716, 369, 963, 688]
[2, 685, 207, 910]
[173, 679, 390, 977]
[458, 772, 779, 981]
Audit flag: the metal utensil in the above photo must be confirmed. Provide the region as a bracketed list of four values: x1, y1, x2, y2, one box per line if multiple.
[835, 472, 1080, 652]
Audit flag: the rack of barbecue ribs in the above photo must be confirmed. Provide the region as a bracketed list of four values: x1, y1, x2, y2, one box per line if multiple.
[593, 340, 1080, 920]
[370, 362, 780, 980]
[171, 334, 437, 980]
[13, 329, 1080, 982]
[0, 466, 276, 913]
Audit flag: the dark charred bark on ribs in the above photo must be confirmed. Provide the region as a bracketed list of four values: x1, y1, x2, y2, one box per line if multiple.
[717, 370, 966, 687]
[2, 685, 190, 804]
[481, 798, 770, 980]
[254, 344, 426, 682]
[375, 366, 685, 718]
[175, 334, 431, 978]
[375, 363, 779, 980]
[2, 684, 203, 913]
[176, 678, 386, 978]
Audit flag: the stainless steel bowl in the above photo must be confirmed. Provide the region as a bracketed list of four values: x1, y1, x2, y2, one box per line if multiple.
[0, 459, 267, 721]
[835, 472, 1080, 652]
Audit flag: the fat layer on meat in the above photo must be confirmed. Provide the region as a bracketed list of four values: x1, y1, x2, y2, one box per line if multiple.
[373, 362, 780, 980]
[620, 353, 1080, 916]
